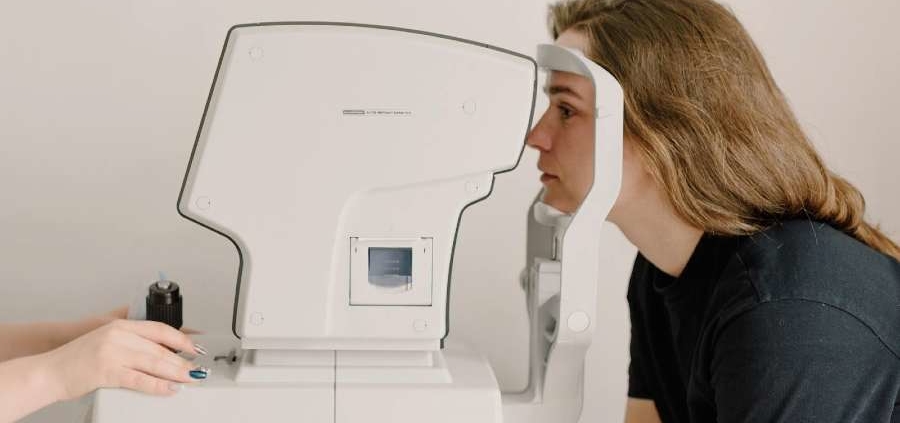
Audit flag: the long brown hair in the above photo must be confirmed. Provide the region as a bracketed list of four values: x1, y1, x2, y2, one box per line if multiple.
[549, 0, 900, 261]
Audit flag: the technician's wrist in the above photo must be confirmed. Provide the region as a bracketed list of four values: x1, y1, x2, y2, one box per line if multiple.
[24, 352, 66, 406]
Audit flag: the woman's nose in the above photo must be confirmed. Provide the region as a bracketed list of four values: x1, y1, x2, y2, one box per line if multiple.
[526, 113, 552, 152]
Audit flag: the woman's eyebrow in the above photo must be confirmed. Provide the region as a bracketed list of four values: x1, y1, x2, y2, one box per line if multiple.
[542, 84, 583, 100]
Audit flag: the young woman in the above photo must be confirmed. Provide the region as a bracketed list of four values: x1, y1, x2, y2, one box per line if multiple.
[527, 0, 900, 422]
[0, 307, 205, 422]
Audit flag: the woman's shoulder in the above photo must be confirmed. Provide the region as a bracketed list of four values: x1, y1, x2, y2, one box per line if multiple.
[735, 219, 900, 297]
[724, 218, 900, 356]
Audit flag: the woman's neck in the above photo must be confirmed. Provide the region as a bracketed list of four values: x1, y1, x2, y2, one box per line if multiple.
[610, 190, 703, 278]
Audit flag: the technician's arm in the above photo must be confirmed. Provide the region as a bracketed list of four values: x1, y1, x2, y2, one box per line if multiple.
[0, 319, 200, 423]
[0, 307, 127, 361]
[625, 398, 662, 423]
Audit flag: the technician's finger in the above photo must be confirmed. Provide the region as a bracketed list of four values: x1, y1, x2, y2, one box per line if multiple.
[181, 327, 203, 335]
[114, 368, 182, 396]
[126, 334, 197, 371]
[118, 320, 199, 354]
[126, 351, 196, 384]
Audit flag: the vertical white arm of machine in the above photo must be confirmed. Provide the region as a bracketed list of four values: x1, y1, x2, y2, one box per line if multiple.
[501, 44, 627, 423]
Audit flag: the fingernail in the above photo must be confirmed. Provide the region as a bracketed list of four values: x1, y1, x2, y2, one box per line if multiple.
[193, 343, 208, 356]
[169, 383, 183, 392]
[189, 367, 210, 380]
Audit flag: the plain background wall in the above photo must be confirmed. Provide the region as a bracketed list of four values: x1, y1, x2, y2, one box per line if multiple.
[1, 1, 897, 422]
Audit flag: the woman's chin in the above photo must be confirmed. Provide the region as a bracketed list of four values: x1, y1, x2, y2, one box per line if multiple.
[541, 191, 576, 214]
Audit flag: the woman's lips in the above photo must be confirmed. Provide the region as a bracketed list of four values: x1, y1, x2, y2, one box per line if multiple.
[540, 173, 559, 183]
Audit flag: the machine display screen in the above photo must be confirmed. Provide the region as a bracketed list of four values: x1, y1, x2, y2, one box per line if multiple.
[368, 247, 413, 289]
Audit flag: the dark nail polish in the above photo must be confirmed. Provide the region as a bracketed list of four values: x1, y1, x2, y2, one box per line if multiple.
[189, 367, 210, 380]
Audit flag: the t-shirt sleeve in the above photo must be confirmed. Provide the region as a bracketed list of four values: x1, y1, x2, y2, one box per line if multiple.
[711, 299, 900, 423]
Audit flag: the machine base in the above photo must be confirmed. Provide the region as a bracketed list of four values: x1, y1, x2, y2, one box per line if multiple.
[89, 336, 501, 423]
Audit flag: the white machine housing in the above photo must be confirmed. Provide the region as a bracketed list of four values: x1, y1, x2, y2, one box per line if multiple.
[178, 22, 536, 352]
[91, 22, 627, 423]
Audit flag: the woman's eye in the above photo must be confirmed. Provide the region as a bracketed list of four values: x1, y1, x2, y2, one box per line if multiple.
[558, 105, 574, 120]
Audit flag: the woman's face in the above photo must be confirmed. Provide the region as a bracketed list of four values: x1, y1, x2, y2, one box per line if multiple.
[526, 31, 597, 214]
[527, 30, 647, 219]
[527, 70, 594, 213]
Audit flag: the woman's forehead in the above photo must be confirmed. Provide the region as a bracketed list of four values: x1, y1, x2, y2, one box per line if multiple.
[544, 71, 594, 102]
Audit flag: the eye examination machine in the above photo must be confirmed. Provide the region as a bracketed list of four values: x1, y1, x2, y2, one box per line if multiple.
[91, 22, 626, 422]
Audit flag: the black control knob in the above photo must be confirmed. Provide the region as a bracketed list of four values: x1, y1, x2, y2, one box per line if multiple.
[146, 280, 183, 329]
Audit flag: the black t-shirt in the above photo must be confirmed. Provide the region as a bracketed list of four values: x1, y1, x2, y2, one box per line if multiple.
[627, 219, 900, 422]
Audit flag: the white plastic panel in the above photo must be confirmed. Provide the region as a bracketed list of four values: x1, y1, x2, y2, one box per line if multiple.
[178, 23, 536, 350]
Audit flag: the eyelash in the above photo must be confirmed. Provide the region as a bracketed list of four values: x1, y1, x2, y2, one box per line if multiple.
[558, 104, 574, 120]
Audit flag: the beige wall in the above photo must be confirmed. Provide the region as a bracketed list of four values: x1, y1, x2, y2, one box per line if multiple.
[1, 1, 897, 422]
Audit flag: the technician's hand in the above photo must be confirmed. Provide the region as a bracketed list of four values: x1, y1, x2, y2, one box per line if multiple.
[40, 319, 205, 401]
